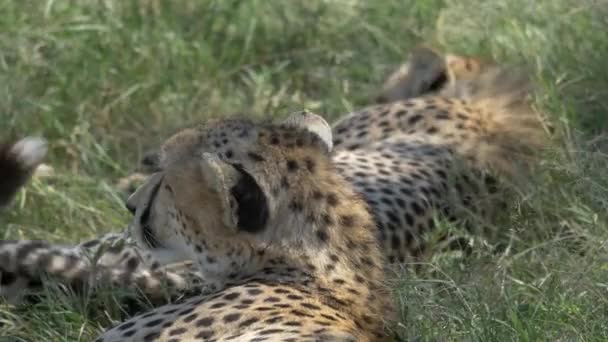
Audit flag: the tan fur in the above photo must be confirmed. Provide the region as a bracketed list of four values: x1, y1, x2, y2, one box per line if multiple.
[438, 65, 548, 177]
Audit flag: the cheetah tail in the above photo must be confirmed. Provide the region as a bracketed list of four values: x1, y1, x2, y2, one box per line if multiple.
[442, 65, 551, 178]
[0, 137, 47, 208]
[0, 240, 193, 305]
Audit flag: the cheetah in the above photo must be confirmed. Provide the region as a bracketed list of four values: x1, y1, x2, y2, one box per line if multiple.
[0, 47, 548, 313]
[96, 111, 393, 341]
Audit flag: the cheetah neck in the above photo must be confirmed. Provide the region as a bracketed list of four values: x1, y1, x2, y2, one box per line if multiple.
[252, 174, 395, 338]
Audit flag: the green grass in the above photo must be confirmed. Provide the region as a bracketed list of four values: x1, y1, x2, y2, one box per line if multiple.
[1, 0, 607, 340]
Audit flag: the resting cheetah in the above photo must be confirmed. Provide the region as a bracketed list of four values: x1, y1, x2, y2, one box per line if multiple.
[0, 48, 547, 313]
[93, 111, 393, 341]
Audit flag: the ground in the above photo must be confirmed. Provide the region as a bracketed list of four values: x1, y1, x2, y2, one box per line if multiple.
[1, 0, 607, 341]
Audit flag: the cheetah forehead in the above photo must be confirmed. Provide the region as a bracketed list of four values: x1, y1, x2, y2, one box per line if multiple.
[156, 120, 256, 167]
[159, 114, 332, 167]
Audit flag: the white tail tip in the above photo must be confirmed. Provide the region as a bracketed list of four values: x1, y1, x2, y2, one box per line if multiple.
[10, 137, 48, 168]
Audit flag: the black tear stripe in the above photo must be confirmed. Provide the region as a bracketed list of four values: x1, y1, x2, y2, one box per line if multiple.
[140, 176, 163, 248]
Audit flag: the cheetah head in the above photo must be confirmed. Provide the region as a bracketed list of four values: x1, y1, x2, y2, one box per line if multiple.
[125, 111, 335, 280]
[375, 45, 485, 103]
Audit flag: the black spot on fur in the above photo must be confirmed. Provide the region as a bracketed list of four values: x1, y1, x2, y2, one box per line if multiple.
[144, 318, 164, 327]
[195, 317, 214, 327]
[223, 313, 242, 323]
[286, 159, 298, 172]
[223, 292, 240, 300]
[248, 152, 265, 162]
[239, 318, 259, 328]
[144, 332, 160, 342]
[404, 213, 415, 226]
[321, 214, 333, 225]
[435, 111, 451, 120]
[247, 288, 263, 296]
[304, 157, 315, 172]
[168, 328, 187, 336]
[210, 302, 226, 309]
[339, 215, 355, 227]
[316, 229, 329, 243]
[301, 303, 321, 310]
[407, 114, 423, 125]
[16, 241, 49, 263]
[289, 200, 303, 212]
[259, 328, 284, 335]
[326, 193, 339, 207]
[195, 331, 215, 339]
[280, 176, 289, 189]
[411, 201, 425, 216]
[284, 321, 302, 326]
[122, 330, 136, 337]
[182, 313, 198, 323]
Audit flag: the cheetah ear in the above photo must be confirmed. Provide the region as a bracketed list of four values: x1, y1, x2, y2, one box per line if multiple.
[376, 45, 448, 103]
[200, 153, 269, 234]
[282, 110, 333, 153]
